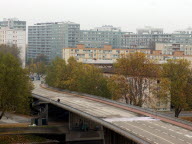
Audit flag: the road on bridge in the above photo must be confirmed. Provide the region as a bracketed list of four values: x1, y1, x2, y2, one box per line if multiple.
[32, 81, 192, 144]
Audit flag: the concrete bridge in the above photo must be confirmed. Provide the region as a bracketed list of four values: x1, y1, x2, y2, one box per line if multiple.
[32, 81, 192, 144]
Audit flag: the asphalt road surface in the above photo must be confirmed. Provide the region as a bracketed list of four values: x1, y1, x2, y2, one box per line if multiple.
[33, 81, 192, 144]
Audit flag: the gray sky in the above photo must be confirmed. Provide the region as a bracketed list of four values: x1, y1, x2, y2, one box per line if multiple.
[1, 0, 192, 33]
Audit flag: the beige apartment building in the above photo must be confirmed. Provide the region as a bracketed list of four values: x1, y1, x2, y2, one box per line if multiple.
[63, 44, 192, 65]
[63, 44, 152, 63]
[156, 43, 192, 55]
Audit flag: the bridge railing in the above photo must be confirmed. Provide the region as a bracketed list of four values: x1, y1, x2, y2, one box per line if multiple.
[40, 84, 192, 128]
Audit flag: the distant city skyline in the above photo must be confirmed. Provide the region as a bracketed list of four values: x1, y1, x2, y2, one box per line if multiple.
[1, 0, 192, 33]
[2, 18, 192, 34]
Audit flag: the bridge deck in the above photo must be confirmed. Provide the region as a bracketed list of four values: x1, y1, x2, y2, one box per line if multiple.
[32, 81, 192, 144]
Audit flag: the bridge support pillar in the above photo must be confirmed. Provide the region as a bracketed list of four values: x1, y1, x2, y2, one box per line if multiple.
[66, 112, 104, 144]
[104, 127, 138, 144]
[45, 103, 48, 124]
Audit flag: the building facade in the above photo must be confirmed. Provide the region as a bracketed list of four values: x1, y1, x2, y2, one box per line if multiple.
[171, 28, 192, 44]
[79, 26, 172, 50]
[0, 27, 26, 67]
[156, 43, 192, 55]
[28, 22, 192, 62]
[121, 33, 172, 49]
[79, 30, 122, 48]
[63, 44, 192, 65]
[79, 26, 192, 50]
[27, 22, 80, 61]
[93, 25, 121, 32]
[136, 26, 164, 35]
[0, 18, 26, 30]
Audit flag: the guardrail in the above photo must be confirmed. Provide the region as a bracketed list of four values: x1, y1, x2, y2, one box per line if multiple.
[41, 83, 192, 128]
[32, 93, 150, 144]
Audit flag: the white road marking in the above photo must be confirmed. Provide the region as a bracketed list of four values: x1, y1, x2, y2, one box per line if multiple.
[176, 132, 182, 135]
[183, 129, 187, 132]
[169, 129, 174, 131]
[35, 82, 190, 144]
[103, 117, 157, 122]
[124, 123, 175, 144]
[170, 135, 175, 138]
[155, 129, 160, 132]
[146, 138, 151, 141]
[179, 138, 184, 141]
[161, 126, 166, 128]
[185, 134, 192, 138]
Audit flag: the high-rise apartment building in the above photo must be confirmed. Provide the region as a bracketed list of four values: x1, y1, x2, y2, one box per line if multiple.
[79, 30, 122, 48]
[0, 18, 26, 30]
[79, 26, 171, 49]
[0, 18, 26, 67]
[28, 22, 80, 61]
[79, 26, 122, 48]
[171, 28, 192, 44]
[0, 27, 26, 67]
[121, 33, 172, 49]
[27, 22, 192, 62]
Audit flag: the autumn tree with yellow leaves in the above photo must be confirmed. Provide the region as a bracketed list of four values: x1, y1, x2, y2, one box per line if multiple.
[163, 59, 192, 117]
[113, 52, 163, 107]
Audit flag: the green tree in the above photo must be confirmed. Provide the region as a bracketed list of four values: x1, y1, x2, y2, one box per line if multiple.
[45, 57, 67, 88]
[77, 64, 111, 98]
[26, 62, 47, 76]
[114, 52, 160, 106]
[163, 59, 192, 117]
[27, 54, 48, 65]
[0, 52, 33, 119]
[64, 57, 82, 91]
[26, 54, 48, 76]
[46, 57, 111, 98]
[108, 75, 129, 101]
[0, 44, 21, 64]
[35, 54, 48, 64]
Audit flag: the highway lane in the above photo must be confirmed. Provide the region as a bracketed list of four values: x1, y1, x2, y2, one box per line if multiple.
[33, 81, 192, 144]
[112, 121, 192, 144]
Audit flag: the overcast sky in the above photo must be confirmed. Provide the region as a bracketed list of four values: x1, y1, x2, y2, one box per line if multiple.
[1, 0, 192, 33]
